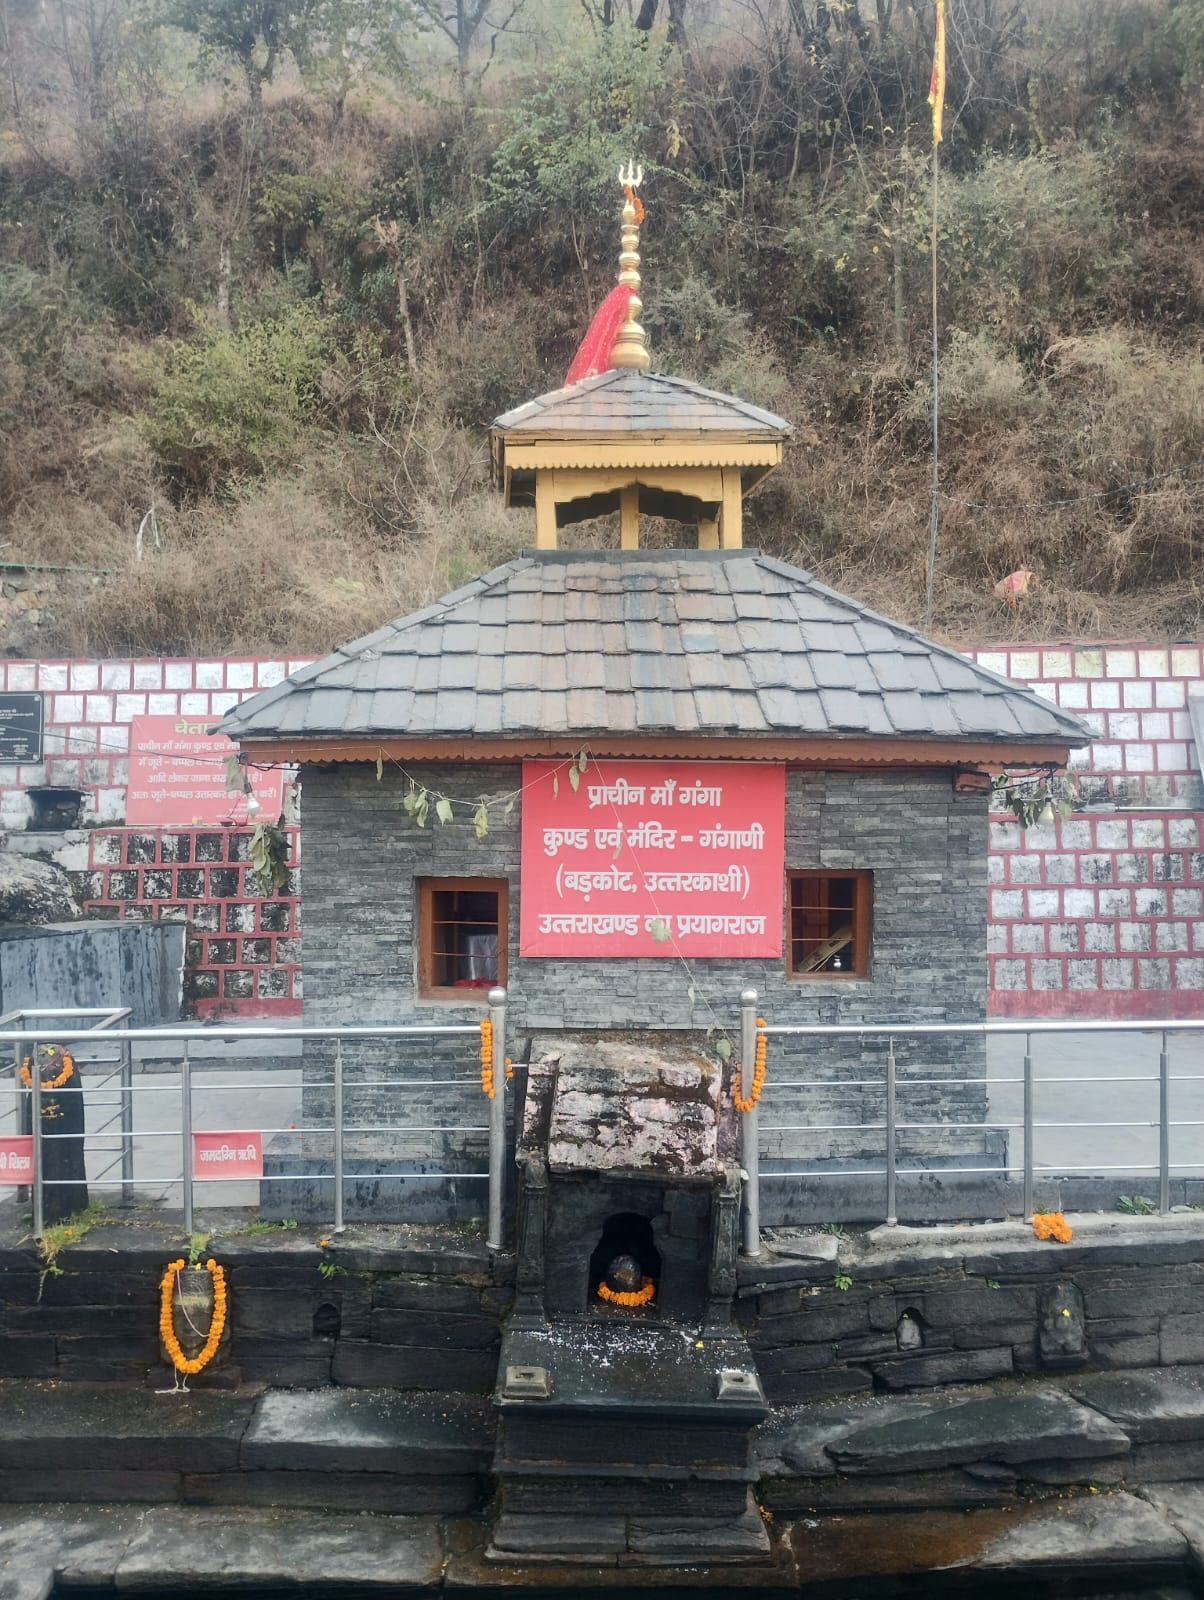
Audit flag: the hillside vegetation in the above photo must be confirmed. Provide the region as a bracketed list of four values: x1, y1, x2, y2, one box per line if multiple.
[1, 0, 1203, 657]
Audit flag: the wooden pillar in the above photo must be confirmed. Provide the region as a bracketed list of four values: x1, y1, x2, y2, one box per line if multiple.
[720, 468, 743, 549]
[620, 484, 640, 549]
[698, 515, 720, 550]
[534, 474, 557, 550]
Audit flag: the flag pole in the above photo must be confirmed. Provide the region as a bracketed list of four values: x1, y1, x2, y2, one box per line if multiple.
[924, 138, 941, 631]
[923, 0, 946, 632]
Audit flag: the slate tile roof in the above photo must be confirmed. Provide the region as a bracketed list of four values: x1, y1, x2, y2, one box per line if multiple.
[216, 550, 1090, 748]
[491, 369, 794, 438]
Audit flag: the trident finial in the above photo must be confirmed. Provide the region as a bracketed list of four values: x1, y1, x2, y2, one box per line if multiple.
[610, 161, 650, 372]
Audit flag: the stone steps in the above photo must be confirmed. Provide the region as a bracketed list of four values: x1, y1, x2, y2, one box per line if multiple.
[0, 1381, 492, 1514]
[757, 1364, 1204, 1515]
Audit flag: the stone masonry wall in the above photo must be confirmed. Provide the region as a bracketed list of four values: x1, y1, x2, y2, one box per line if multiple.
[738, 1224, 1204, 1407]
[299, 761, 991, 1164]
[0, 1225, 508, 1395]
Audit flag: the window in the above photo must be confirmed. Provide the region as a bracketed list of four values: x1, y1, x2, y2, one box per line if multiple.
[418, 879, 507, 998]
[787, 871, 871, 978]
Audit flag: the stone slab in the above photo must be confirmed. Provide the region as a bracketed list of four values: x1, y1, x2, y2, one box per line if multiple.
[1068, 1366, 1204, 1442]
[497, 1324, 764, 1418]
[760, 1368, 872, 1405]
[828, 1389, 1131, 1475]
[783, 1492, 1186, 1583]
[182, 1470, 480, 1513]
[767, 1468, 1018, 1512]
[758, 1231, 839, 1263]
[489, 1512, 628, 1558]
[627, 1505, 770, 1563]
[973, 1491, 1187, 1571]
[0, 1468, 182, 1503]
[1144, 1484, 1204, 1566]
[756, 1398, 935, 1477]
[535, 1036, 724, 1177]
[331, 1339, 496, 1391]
[0, 1506, 143, 1597]
[872, 1346, 1014, 1390]
[240, 1388, 493, 1473]
[0, 1381, 255, 1472]
[1134, 1440, 1204, 1481]
[113, 1505, 444, 1590]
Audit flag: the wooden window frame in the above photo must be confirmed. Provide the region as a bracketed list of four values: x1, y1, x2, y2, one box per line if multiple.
[786, 870, 872, 980]
[417, 877, 508, 1000]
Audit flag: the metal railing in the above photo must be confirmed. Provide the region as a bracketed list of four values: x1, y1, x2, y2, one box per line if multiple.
[3, 991, 1201, 1256]
[738, 989, 1204, 1244]
[1, 989, 509, 1248]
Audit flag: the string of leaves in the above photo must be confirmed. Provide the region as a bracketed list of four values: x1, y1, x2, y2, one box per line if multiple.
[382, 749, 590, 839]
[992, 767, 1079, 829]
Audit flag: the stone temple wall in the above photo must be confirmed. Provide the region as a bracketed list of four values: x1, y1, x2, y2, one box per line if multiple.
[297, 761, 991, 1167]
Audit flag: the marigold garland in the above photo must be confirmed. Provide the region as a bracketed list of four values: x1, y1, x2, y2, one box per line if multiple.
[597, 1276, 656, 1307]
[731, 1020, 768, 1113]
[1032, 1212, 1073, 1243]
[159, 1257, 228, 1376]
[479, 1017, 495, 1098]
[19, 1049, 75, 1091]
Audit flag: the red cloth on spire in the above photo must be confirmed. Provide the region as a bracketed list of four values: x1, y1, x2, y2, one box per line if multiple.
[565, 285, 634, 386]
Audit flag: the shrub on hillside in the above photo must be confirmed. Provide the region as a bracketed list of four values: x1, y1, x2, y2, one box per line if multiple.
[139, 303, 337, 493]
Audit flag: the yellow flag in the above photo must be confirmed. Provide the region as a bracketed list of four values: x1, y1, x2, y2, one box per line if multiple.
[928, 0, 946, 145]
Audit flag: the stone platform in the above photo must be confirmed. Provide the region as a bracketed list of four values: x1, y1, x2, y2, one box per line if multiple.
[492, 1321, 768, 1561]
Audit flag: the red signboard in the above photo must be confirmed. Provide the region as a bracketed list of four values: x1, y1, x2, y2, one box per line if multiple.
[0, 1136, 33, 1186]
[520, 760, 786, 958]
[126, 716, 283, 827]
[192, 1131, 264, 1181]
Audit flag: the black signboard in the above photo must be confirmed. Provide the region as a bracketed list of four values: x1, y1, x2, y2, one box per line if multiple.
[0, 694, 43, 763]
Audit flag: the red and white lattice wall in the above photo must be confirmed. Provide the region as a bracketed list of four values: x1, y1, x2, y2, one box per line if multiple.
[0, 658, 309, 1017]
[0, 644, 1200, 1020]
[965, 644, 1203, 1019]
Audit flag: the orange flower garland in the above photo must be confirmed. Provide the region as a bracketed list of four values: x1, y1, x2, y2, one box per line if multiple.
[479, 1017, 495, 1098]
[597, 1277, 656, 1307]
[159, 1258, 228, 1376]
[1032, 1212, 1073, 1243]
[19, 1049, 75, 1091]
[731, 1020, 767, 1113]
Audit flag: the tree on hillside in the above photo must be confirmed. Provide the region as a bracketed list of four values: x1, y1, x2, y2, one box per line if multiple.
[159, 0, 318, 113]
[289, 0, 421, 120]
[417, 0, 525, 94]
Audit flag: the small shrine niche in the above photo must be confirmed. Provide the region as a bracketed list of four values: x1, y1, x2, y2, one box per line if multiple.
[510, 1034, 742, 1329]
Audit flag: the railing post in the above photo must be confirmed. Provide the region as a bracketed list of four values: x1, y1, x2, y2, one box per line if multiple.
[31, 1036, 44, 1240]
[740, 988, 760, 1256]
[1159, 1030, 1171, 1217]
[180, 1040, 193, 1237]
[487, 987, 507, 1252]
[885, 1035, 897, 1227]
[333, 1037, 345, 1234]
[1023, 1032, 1034, 1223]
[120, 1037, 134, 1203]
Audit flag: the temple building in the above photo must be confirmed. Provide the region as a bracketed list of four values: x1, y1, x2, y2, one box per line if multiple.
[217, 175, 1090, 1211]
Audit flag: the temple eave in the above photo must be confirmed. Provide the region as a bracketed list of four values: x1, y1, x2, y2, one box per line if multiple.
[234, 734, 1078, 768]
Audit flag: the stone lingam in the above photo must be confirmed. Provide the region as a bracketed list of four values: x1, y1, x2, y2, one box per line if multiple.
[490, 1034, 769, 1564]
